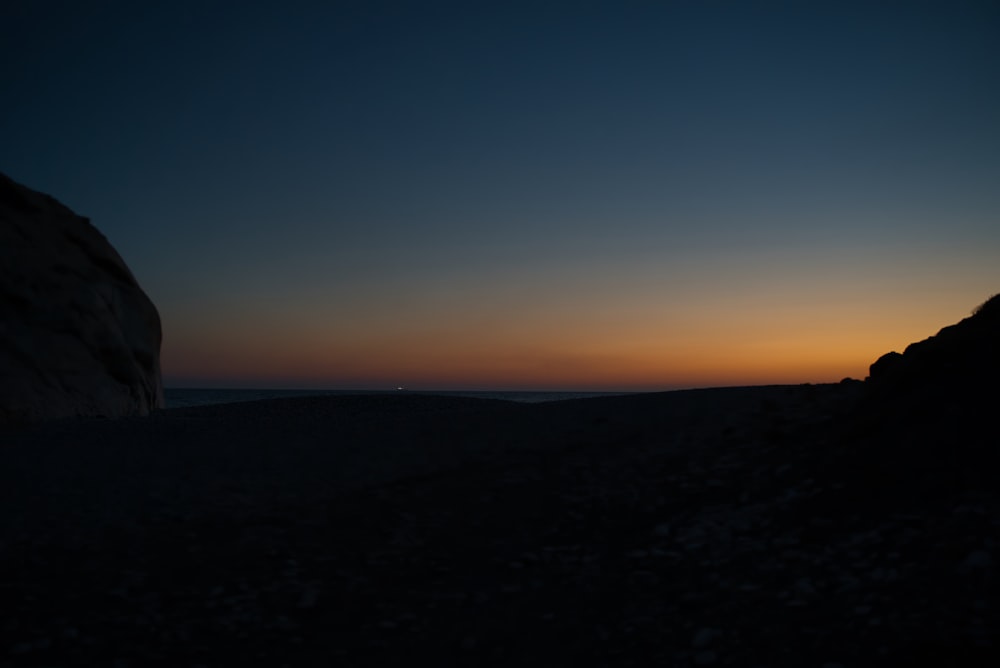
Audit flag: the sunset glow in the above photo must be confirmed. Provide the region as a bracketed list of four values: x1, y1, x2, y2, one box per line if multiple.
[160, 274, 990, 390]
[3, 2, 998, 391]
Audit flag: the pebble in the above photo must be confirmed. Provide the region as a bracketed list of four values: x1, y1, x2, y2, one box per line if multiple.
[694, 649, 717, 664]
[692, 627, 717, 648]
[297, 584, 321, 609]
[9, 642, 33, 655]
[959, 550, 993, 573]
[653, 523, 671, 537]
[795, 578, 817, 595]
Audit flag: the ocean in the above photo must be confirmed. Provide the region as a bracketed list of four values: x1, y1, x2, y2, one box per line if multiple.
[163, 388, 634, 409]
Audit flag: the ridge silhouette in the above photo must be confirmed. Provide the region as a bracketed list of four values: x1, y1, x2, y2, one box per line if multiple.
[868, 292, 1000, 397]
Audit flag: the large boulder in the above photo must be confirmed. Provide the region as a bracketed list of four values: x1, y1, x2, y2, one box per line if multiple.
[0, 172, 164, 421]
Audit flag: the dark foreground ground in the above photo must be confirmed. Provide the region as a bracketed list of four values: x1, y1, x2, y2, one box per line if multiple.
[1, 384, 997, 667]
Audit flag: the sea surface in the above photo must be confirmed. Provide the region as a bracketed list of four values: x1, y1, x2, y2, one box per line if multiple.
[164, 388, 634, 409]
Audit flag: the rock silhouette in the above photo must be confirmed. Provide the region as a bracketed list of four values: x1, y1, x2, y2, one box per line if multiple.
[0, 172, 164, 420]
[816, 292, 1000, 522]
[860, 293, 998, 461]
[868, 293, 999, 398]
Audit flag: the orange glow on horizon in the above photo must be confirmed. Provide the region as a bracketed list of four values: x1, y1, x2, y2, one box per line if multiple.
[162, 342, 875, 391]
[160, 278, 994, 391]
[161, 309, 956, 390]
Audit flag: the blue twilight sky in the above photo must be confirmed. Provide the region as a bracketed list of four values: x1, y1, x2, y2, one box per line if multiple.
[3, 1, 999, 390]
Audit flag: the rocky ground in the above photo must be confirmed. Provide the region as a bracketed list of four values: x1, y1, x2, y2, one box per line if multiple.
[1, 384, 997, 667]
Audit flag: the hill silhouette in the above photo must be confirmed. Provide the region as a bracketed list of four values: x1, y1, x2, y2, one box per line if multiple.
[847, 293, 1000, 500]
[869, 292, 999, 401]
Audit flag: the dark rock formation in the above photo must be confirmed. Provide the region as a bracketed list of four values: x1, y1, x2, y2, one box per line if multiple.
[867, 350, 904, 380]
[856, 292, 1000, 487]
[867, 293, 999, 399]
[0, 172, 164, 420]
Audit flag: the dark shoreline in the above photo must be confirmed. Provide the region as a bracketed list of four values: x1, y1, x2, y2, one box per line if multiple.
[162, 387, 640, 409]
[3, 382, 997, 666]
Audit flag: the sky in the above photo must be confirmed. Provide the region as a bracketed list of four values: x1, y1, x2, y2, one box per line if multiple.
[3, 1, 999, 391]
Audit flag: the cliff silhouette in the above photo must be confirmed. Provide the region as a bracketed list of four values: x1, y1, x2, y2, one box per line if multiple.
[853, 293, 999, 487]
[869, 292, 999, 400]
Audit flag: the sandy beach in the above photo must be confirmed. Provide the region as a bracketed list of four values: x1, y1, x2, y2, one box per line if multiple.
[2, 383, 996, 666]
